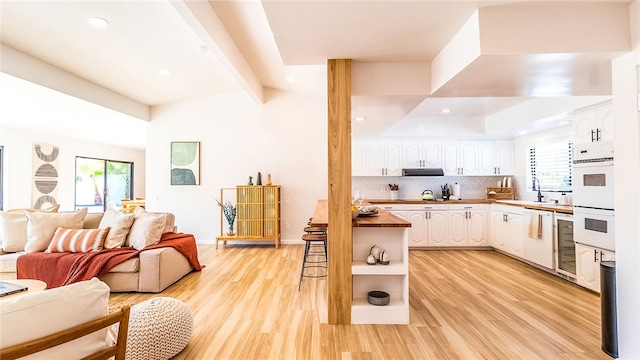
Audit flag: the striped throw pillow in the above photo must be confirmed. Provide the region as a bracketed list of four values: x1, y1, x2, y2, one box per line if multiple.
[47, 227, 111, 253]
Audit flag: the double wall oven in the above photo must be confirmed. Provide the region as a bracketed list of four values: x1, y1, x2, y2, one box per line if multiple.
[572, 142, 615, 252]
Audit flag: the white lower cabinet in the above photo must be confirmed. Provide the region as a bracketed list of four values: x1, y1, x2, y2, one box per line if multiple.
[448, 205, 488, 246]
[491, 205, 524, 258]
[378, 204, 487, 248]
[575, 243, 615, 293]
[404, 205, 448, 247]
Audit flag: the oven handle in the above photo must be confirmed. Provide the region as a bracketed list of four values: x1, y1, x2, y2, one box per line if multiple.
[572, 161, 614, 168]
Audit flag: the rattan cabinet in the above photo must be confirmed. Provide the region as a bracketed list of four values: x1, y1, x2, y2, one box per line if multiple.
[216, 185, 281, 248]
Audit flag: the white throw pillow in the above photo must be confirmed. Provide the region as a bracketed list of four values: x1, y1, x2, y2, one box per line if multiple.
[0, 212, 28, 252]
[0, 278, 110, 358]
[24, 208, 88, 253]
[127, 208, 167, 250]
[99, 204, 135, 249]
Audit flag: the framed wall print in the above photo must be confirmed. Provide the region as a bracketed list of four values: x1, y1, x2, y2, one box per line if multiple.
[171, 141, 200, 185]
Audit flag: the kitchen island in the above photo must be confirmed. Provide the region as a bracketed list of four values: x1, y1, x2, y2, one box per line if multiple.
[310, 200, 411, 324]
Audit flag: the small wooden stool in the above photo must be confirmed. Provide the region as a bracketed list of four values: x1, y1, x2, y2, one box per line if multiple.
[298, 232, 328, 291]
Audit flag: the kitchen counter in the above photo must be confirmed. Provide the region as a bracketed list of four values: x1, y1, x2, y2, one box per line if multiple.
[495, 200, 573, 214]
[368, 198, 491, 205]
[310, 200, 411, 228]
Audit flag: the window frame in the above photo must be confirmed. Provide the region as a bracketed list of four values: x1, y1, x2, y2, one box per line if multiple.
[74, 156, 134, 212]
[527, 137, 573, 193]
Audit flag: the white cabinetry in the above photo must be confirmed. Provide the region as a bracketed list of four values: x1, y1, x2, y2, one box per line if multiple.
[442, 141, 479, 175]
[352, 227, 409, 324]
[491, 205, 524, 258]
[448, 205, 488, 246]
[477, 140, 515, 175]
[522, 209, 555, 269]
[402, 140, 441, 168]
[376, 204, 406, 220]
[404, 205, 448, 247]
[352, 140, 403, 176]
[575, 242, 615, 293]
[573, 101, 614, 144]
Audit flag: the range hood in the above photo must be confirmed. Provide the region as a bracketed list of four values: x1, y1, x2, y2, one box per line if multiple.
[402, 168, 444, 176]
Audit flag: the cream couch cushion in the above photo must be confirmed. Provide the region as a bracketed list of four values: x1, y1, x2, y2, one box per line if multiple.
[99, 204, 135, 248]
[127, 208, 167, 250]
[0, 278, 111, 359]
[0, 212, 28, 252]
[0, 251, 23, 273]
[24, 208, 88, 253]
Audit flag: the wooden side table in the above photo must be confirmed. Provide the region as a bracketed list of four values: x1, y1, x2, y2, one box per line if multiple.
[0, 279, 47, 300]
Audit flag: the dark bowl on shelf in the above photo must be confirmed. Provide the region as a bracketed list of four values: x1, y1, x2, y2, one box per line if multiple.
[367, 290, 390, 306]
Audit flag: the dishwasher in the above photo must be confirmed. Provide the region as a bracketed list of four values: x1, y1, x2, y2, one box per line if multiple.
[522, 208, 555, 270]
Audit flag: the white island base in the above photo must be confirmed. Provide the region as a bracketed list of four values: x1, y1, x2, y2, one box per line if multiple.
[351, 227, 409, 324]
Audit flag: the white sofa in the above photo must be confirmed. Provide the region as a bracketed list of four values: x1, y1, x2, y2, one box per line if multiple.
[0, 278, 114, 359]
[0, 208, 195, 293]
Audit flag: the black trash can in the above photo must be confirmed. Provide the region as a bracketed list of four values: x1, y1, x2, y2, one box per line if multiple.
[600, 260, 618, 358]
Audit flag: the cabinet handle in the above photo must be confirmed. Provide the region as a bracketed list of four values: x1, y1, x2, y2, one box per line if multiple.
[594, 249, 598, 262]
[591, 129, 595, 142]
[597, 128, 602, 141]
[599, 251, 604, 262]
[497, 167, 501, 174]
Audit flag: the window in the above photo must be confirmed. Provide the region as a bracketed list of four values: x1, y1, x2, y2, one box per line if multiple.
[527, 138, 573, 192]
[75, 157, 133, 212]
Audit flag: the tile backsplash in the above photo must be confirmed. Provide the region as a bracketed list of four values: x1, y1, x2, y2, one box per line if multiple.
[353, 176, 519, 201]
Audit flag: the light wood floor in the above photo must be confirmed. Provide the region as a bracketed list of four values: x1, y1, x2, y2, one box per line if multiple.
[109, 245, 609, 360]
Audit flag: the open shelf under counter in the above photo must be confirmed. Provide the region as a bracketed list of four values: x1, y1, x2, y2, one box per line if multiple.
[351, 297, 409, 325]
[352, 274, 409, 325]
[352, 262, 407, 275]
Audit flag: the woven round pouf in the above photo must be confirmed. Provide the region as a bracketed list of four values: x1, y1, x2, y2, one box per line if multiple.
[126, 297, 193, 360]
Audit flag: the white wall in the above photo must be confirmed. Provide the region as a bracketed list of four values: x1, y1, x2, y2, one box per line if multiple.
[144, 88, 328, 243]
[0, 126, 145, 211]
[613, 1, 640, 358]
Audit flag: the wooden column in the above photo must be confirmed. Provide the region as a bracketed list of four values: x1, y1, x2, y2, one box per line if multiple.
[327, 59, 352, 324]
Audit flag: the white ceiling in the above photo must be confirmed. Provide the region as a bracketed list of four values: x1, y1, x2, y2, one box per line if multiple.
[0, 0, 632, 148]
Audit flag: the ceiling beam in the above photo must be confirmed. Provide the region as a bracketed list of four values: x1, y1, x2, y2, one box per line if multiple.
[0, 44, 150, 121]
[171, 0, 264, 104]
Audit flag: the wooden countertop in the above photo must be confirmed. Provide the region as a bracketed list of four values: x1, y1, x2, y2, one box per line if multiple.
[368, 198, 491, 205]
[369, 198, 573, 214]
[495, 200, 574, 214]
[309, 200, 411, 228]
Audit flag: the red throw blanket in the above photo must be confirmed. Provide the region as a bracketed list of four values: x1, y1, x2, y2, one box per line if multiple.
[17, 232, 203, 289]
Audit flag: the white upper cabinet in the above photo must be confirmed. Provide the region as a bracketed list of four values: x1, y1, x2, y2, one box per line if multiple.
[478, 140, 515, 175]
[352, 139, 403, 176]
[402, 140, 441, 168]
[573, 101, 614, 144]
[494, 140, 515, 175]
[443, 141, 479, 175]
[355, 138, 513, 176]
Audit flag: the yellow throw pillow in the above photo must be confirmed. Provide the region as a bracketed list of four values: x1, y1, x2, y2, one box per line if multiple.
[47, 227, 110, 253]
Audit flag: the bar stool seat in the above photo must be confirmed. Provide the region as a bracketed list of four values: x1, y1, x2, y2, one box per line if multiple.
[298, 232, 328, 290]
[303, 226, 326, 234]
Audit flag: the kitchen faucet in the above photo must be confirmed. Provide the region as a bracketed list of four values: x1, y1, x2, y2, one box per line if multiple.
[534, 177, 543, 202]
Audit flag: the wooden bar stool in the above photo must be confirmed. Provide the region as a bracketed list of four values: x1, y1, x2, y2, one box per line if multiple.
[298, 231, 328, 291]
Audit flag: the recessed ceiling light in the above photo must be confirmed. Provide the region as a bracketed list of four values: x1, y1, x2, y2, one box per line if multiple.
[87, 17, 109, 28]
[158, 69, 173, 77]
[286, 76, 296, 83]
[354, 117, 366, 122]
[439, 108, 451, 114]
[197, 45, 209, 53]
